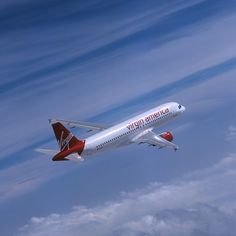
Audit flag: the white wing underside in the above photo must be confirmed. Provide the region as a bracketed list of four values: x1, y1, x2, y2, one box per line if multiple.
[133, 129, 179, 151]
[49, 118, 110, 131]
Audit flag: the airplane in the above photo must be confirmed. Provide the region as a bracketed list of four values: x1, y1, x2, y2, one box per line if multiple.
[36, 102, 185, 162]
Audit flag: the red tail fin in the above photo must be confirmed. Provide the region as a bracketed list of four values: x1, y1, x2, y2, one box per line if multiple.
[51, 122, 81, 151]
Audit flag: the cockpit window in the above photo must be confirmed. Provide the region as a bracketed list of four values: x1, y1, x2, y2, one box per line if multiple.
[178, 105, 182, 109]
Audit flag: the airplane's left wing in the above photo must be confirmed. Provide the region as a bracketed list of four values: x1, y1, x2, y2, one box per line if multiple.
[49, 118, 110, 131]
[133, 129, 179, 151]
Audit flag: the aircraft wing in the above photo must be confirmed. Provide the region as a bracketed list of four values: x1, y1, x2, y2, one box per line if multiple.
[49, 118, 110, 131]
[133, 129, 179, 151]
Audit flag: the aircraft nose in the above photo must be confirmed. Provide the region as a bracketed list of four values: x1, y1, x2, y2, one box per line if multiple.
[177, 104, 186, 114]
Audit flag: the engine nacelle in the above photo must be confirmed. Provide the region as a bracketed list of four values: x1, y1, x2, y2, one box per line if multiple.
[160, 132, 173, 142]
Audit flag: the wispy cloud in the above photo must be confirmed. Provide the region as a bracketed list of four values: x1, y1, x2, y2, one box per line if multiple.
[17, 154, 236, 236]
[0, 156, 75, 202]
[226, 125, 236, 142]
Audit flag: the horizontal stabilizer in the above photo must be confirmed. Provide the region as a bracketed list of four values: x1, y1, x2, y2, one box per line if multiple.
[35, 148, 58, 156]
[52, 153, 84, 162]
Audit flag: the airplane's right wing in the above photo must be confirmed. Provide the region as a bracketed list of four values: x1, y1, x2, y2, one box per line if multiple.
[49, 118, 110, 131]
[132, 129, 179, 151]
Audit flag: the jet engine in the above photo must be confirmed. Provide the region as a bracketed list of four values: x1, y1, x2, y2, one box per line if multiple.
[160, 132, 173, 142]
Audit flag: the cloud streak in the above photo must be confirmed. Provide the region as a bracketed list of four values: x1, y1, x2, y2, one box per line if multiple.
[1, 0, 235, 95]
[0, 156, 75, 202]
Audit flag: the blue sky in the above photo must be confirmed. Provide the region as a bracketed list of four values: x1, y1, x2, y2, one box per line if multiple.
[1, 0, 236, 235]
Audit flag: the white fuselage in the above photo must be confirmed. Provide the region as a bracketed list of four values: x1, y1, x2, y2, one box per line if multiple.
[82, 102, 185, 157]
